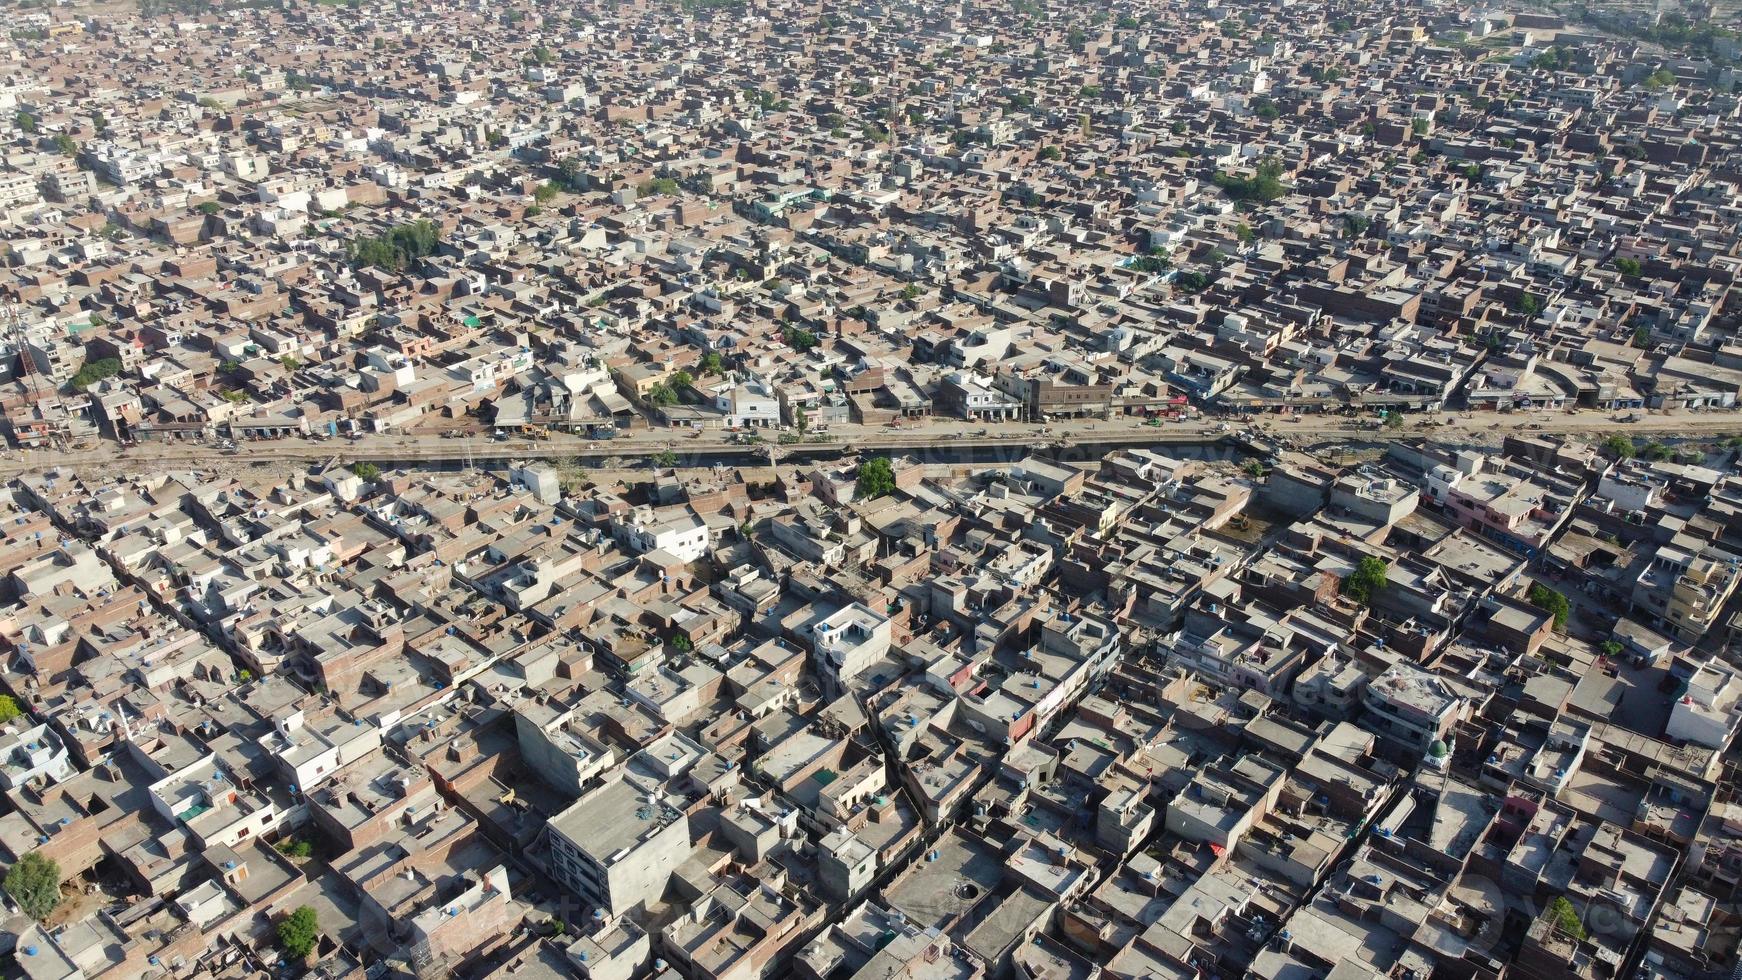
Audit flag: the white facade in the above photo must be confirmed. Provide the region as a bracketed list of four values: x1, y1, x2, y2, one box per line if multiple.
[1668, 663, 1741, 749]
[0, 722, 72, 790]
[613, 508, 711, 563]
[713, 382, 780, 427]
[811, 603, 893, 696]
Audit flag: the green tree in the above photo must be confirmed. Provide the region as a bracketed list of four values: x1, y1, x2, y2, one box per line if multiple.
[652, 450, 679, 468]
[556, 156, 585, 192]
[1638, 440, 1672, 461]
[533, 182, 559, 204]
[1342, 556, 1389, 606]
[1546, 896, 1586, 940]
[1614, 257, 1642, 276]
[52, 134, 78, 156]
[783, 326, 819, 352]
[15, 112, 35, 134]
[1037, 145, 1062, 161]
[1600, 434, 1635, 459]
[277, 838, 313, 858]
[671, 370, 695, 390]
[5, 853, 58, 920]
[670, 635, 693, 652]
[70, 357, 122, 391]
[1631, 324, 1651, 348]
[638, 177, 679, 196]
[856, 457, 896, 500]
[1599, 640, 1623, 657]
[1211, 158, 1287, 203]
[348, 219, 441, 272]
[1516, 293, 1544, 316]
[793, 405, 809, 434]
[1528, 583, 1571, 631]
[1411, 118, 1429, 135]
[647, 383, 678, 407]
[1236, 223, 1254, 244]
[197, 201, 222, 215]
[700, 352, 725, 375]
[348, 462, 381, 481]
[0, 695, 21, 724]
[277, 905, 320, 960]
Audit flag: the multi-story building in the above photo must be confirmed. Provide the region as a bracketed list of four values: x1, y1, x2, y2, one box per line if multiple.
[610, 506, 711, 563]
[1439, 470, 1569, 556]
[547, 772, 690, 916]
[1360, 663, 1465, 756]
[938, 371, 1023, 420]
[1630, 539, 1742, 643]
[0, 722, 72, 790]
[809, 603, 893, 697]
[0, 171, 39, 208]
[1666, 660, 1741, 749]
[993, 358, 1113, 420]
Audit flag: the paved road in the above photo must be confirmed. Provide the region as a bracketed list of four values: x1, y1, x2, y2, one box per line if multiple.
[2, 408, 1735, 480]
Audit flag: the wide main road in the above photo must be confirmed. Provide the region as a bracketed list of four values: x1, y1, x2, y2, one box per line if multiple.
[2, 407, 1737, 480]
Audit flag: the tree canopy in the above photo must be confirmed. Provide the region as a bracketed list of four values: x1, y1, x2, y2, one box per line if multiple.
[1211, 158, 1287, 203]
[1546, 896, 1586, 940]
[783, 326, 819, 352]
[1527, 583, 1571, 631]
[347, 219, 441, 272]
[4, 852, 60, 920]
[277, 905, 320, 960]
[1600, 434, 1635, 459]
[856, 457, 896, 500]
[70, 357, 122, 391]
[1342, 556, 1389, 606]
